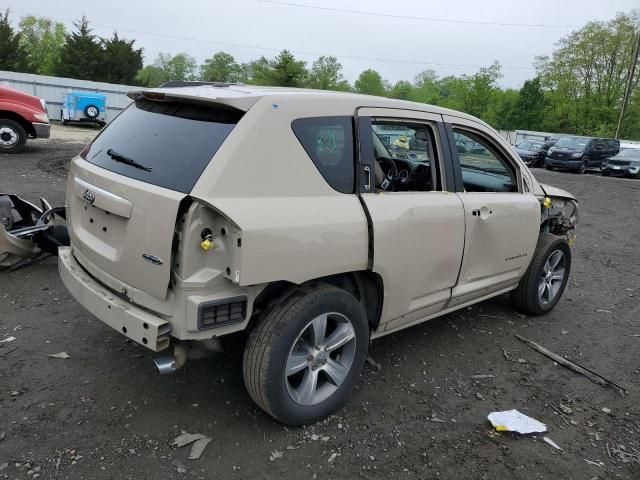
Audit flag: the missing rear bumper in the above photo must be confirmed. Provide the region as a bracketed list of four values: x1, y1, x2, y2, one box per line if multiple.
[58, 246, 171, 351]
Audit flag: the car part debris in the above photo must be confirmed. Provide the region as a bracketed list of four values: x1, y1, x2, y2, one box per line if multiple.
[543, 436, 563, 451]
[49, 352, 71, 359]
[515, 335, 627, 393]
[171, 432, 212, 460]
[487, 409, 547, 434]
[0, 194, 68, 270]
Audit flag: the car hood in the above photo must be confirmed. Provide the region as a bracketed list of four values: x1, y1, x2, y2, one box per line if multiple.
[609, 153, 640, 161]
[539, 183, 576, 201]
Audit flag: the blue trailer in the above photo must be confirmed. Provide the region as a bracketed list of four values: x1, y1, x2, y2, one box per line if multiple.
[61, 91, 107, 126]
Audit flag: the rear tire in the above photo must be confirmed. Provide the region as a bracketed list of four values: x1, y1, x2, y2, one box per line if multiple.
[0, 119, 27, 154]
[545, 165, 554, 171]
[243, 284, 369, 425]
[511, 235, 571, 316]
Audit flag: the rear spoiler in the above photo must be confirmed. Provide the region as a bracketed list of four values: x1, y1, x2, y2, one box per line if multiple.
[158, 80, 245, 88]
[127, 86, 261, 112]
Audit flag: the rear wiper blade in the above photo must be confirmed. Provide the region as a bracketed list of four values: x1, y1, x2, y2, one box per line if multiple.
[106, 149, 152, 172]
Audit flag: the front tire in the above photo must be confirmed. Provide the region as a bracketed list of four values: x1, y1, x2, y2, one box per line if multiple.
[577, 158, 588, 174]
[243, 284, 369, 425]
[511, 235, 571, 316]
[0, 119, 27, 154]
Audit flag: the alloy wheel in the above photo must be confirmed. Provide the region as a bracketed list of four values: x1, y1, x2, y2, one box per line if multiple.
[538, 249, 566, 305]
[285, 312, 356, 406]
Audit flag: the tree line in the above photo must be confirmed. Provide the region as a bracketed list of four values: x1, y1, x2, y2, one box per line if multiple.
[1, 10, 638, 139]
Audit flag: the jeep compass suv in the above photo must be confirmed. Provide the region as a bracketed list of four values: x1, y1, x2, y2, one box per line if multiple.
[59, 83, 579, 425]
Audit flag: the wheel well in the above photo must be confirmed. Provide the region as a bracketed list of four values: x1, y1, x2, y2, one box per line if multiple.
[251, 271, 384, 332]
[0, 110, 35, 137]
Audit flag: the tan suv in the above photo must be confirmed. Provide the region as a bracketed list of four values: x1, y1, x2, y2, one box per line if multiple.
[59, 83, 578, 425]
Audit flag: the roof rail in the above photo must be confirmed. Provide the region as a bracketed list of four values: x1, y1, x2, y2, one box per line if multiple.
[158, 80, 242, 88]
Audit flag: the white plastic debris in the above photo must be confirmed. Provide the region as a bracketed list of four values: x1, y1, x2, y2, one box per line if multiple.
[269, 450, 283, 462]
[487, 409, 547, 434]
[49, 352, 71, 359]
[0, 336, 16, 343]
[543, 436, 563, 451]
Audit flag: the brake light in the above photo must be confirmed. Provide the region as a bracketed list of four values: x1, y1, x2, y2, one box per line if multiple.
[143, 92, 166, 101]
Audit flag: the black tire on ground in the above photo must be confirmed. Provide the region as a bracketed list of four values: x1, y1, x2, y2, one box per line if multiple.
[577, 158, 588, 174]
[0, 118, 27, 154]
[84, 105, 99, 119]
[545, 165, 554, 170]
[243, 284, 369, 425]
[511, 234, 572, 316]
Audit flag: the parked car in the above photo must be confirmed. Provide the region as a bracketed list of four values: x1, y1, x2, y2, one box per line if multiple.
[61, 91, 107, 126]
[58, 83, 579, 425]
[601, 148, 640, 178]
[545, 136, 619, 173]
[513, 139, 546, 167]
[0, 85, 50, 153]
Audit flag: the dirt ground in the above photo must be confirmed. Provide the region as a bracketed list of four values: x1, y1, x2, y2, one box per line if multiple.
[1, 128, 639, 480]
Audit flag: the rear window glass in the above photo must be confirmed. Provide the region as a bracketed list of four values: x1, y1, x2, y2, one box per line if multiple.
[291, 116, 354, 194]
[83, 99, 243, 193]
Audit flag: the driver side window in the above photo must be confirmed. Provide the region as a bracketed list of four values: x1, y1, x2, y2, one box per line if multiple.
[453, 129, 518, 193]
[371, 120, 440, 192]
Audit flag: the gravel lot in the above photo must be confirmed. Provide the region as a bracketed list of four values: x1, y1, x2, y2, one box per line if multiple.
[1, 128, 639, 479]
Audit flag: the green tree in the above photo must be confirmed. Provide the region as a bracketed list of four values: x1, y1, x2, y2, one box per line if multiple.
[389, 80, 413, 100]
[0, 10, 27, 72]
[308, 56, 345, 90]
[513, 77, 545, 130]
[536, 12, 640, 137]
[135, 65, 167, 87]
[201, 51, 241, 82]
[244, 50, 307, 87]
[354, 69, 387, 96]
[156, 52, 198, 81]
[56, 16, 102, 80]
[18, 15, 66, 75]
[410, 69, 441, 105]
[99, 32, 143, 84]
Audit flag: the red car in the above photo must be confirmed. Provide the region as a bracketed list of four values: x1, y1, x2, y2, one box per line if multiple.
[0, 85, 50, 153]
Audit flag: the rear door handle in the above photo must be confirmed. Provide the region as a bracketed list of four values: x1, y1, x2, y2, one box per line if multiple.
[472, 207, 493, 218]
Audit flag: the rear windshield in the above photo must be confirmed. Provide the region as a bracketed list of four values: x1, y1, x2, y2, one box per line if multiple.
[83, 99, 243, 193]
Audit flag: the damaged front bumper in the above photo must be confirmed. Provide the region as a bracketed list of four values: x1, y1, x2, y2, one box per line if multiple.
[0, 194, 69, 269]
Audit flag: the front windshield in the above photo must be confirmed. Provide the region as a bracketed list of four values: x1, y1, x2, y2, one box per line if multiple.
[619, 148, 640, 158]
[555, 136, 589, 150]
[517, 141, 542, 152]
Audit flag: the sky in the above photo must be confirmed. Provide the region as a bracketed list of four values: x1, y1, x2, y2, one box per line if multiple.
[3, 0, 639, 88]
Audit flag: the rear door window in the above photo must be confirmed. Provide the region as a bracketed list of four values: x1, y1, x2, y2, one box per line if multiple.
[83, 99, 243, 193]
[291, 116, 354, 194]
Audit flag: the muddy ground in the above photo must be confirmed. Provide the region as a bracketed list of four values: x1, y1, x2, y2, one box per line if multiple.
[1, 128, 639, 479]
